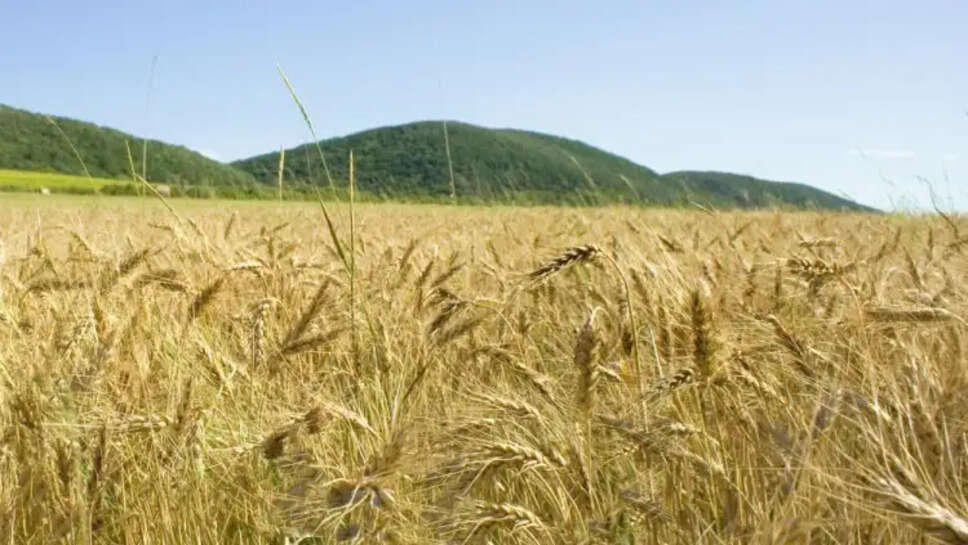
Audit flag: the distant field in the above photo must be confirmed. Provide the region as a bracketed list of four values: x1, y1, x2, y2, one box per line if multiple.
[0, 168, 128, 193]
[1, 199, 966, 544]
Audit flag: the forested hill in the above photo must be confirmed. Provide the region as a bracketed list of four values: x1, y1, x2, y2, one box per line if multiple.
[658, 171, 868, 211]
[0, 104, 255, 186]
[0, 104, 869, 209]
[234, 121, 870, 209]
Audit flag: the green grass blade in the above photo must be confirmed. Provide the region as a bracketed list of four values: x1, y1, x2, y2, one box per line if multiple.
[277, 147, 285, 201]
[44, 115, 91, 180]
[314, 188, 350, 273]
[276, 64, 337, 199]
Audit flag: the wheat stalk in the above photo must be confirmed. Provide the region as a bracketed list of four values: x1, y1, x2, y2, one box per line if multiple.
[574, 308, 601, 415]
[865, 306, 962, 324]
[874, 476, 968, 544]
[528, 245, 601, 283]
[187, 276, 224, 321]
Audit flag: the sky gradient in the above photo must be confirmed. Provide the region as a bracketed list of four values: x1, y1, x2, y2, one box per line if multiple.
[1, 1, 965, 210]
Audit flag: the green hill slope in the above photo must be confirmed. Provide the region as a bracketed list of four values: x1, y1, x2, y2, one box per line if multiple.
[235, 121, 673, 204]
[660, 171, 871, 211]
[234, 121, 870, 210]
[0, 104, 255, 186]
[0, 104, 870, 210]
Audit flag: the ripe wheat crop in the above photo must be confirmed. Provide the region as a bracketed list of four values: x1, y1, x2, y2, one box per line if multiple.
[1, 196, 966, 544]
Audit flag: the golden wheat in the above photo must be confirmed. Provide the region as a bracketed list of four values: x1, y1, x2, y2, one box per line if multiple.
[1, 198, 966, 544]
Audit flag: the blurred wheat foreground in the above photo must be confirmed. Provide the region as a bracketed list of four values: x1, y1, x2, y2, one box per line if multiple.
[1, 195, 967, 544]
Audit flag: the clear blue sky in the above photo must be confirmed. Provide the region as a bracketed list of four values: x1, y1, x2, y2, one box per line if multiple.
[2, 1, 965, 210]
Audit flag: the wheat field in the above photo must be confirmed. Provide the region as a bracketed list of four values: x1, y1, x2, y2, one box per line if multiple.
[1, 195, 966, 544]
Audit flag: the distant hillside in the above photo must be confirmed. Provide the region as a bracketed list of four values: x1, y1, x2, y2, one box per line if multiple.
[0, 104, 870, 210]
[234, 121, 870, 210]
[234, 121, 670, 205]
[0, 104, 255, 186]
[660, 171, 871, 211]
